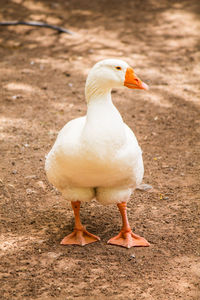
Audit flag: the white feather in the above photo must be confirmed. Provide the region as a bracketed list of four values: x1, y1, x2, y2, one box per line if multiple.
[45, 59, 144, 205]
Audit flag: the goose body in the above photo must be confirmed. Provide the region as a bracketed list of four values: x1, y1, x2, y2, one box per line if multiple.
[45, 59, 150, 248]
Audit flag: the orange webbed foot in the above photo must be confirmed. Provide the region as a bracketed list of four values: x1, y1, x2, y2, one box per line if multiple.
[107, 230, 150, 248]
[60, 227, 100, 246]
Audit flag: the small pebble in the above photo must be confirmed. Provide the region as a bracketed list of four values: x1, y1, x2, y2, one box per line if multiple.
[7, 184, 15, 191]
[129, 254, 136, 261]
[12, 95, 21, 100]
[36, 180, 46, 190]
[26, 188, 37, 195]
[136, 184, 153, 191]
[25, 175, 37, 180]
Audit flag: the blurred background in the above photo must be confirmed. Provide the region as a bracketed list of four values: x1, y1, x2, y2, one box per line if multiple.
[0, 1, 200, 299]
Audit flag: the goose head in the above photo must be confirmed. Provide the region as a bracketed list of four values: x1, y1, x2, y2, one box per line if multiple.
[85, 59, 148, 102]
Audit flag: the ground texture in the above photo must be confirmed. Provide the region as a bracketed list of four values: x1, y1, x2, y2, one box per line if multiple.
[0, 0, 200, 299]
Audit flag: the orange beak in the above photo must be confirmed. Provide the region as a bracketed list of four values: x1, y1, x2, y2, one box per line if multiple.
[124, 68, 149, 90]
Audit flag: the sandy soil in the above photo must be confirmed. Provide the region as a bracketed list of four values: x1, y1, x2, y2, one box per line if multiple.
[0, 0, 200, 299]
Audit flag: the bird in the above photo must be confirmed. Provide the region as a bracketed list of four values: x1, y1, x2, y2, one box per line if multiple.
[45, 58, 150, 248]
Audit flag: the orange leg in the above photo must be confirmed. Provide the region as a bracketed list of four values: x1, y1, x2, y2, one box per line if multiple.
[107, 202, 150, 248]
[60, 201, 100, 246]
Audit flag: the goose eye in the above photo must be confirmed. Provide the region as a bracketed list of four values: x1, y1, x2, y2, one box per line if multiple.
[116, 66, 122, 70]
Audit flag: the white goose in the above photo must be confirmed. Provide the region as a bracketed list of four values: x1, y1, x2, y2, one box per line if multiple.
[45, 59, 150, 248]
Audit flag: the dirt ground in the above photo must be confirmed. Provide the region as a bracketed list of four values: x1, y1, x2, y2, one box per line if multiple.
[0, 0, 200, 299]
